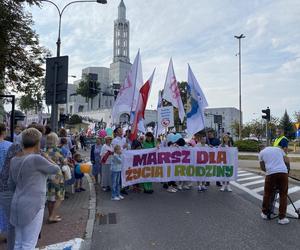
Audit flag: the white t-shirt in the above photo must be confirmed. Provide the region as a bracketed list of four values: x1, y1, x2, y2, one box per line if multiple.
[112, 136, 127, 150]
[259, 147, 288, 175]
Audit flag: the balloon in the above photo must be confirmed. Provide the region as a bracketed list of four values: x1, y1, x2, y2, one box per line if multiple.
[173, 133, 182, 142]
[98, 129, 107, 138]
[105, 128, 113, 137]
[80, 163, 91, 174]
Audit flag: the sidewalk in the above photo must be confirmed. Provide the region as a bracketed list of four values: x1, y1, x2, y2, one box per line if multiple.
[0, 177, 92, 250]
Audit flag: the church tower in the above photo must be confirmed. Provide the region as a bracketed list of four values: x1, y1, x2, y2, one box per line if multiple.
[110, 0, 132, 97]
[113, 0, 130, 63]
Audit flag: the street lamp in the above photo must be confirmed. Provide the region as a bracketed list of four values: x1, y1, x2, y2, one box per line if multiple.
[234, 33, 245, 140]
[41, 0, 107, 131]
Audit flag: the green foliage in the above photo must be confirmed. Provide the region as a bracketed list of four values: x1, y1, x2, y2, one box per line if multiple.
[18, 78, 44, 112]
[67, 114, 82, 125]
[234, 140, 259, 152]
[280, 110, 295, 139]
[76, 74, 100, 99]
[0, 0, 48, 94]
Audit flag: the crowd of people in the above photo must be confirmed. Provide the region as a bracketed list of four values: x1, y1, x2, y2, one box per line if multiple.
[0, 123, 292, 248]
[0, 123, 87, 249]
[90, 127, 235, 200]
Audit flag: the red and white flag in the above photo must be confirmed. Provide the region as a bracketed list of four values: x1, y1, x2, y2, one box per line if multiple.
[162, 58, 185, 122]
[112, 50, 143, 123]
[130, 69, 155, 141]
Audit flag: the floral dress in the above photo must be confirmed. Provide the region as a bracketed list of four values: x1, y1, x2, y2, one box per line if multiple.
[45, 147, 65, 202]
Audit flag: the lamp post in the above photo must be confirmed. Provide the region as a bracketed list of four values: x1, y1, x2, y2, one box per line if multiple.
[234, 34, 245, 140]
[41, 0, 107, 131]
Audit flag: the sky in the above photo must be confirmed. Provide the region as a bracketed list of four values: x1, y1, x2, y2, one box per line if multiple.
[27, 0, 300, 123]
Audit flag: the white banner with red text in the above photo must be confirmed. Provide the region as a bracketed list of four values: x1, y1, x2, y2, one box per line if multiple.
[121, 147, 238, 187]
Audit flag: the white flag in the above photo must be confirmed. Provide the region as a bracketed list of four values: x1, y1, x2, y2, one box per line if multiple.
[112, 50, 143, 123]
[162, 58, 185, 122]
[186, 64, 208, 135]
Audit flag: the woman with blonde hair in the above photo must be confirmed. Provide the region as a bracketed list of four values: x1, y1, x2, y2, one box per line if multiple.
[45, 132, 66, 223]
[9, 128, 59, 249]
[220, 134, 232, 192]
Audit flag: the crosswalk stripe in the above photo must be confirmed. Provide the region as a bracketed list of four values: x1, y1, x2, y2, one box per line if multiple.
[243, 179, 265, 187]
[238, 173, 254, 177]
[238, 176, 263, 182]
[238, 170, 247, 174]
[252, 186, 265, 193]
[288, 186, 300, 194]
[287, 200, 300, 213]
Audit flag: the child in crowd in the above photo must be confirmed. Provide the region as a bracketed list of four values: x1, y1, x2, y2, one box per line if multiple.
[74, 153, 85, 192]
[220, 134, 232, 192]
[195, 134, 209, 192]
[111, 145, 124, 201]
[60, 137, 72, 159]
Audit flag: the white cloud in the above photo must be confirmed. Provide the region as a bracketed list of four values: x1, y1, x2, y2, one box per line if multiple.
[27, 0, 300, 122]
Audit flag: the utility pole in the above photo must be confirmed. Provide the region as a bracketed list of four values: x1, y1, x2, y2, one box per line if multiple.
[235, 34, 245, 140]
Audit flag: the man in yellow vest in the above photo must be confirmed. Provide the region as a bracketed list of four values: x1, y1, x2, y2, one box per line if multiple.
[273, 128, 289, 154]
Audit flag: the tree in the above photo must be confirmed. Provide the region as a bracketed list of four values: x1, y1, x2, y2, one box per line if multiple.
[18, 78, 44, 112]
[279, 110, 294, 139]
[67, 114, 82, 125]
[0, 0, 48, 93]
[76, 74, 100, 110]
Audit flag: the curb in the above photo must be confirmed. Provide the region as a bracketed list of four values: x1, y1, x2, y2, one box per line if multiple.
[80, 174, 97, 250]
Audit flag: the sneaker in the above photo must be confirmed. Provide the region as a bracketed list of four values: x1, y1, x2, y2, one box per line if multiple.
[177, 185, 183, 191]
[102, 187, 107, 192]
[278, 218, 290, 225]
[111, 197, 120, 201]
[197, 186, 202, 192]
[261, 212, 268, 220]
[118, 195, 124, 200]
[167, 187, 177, 193]
[183, 185, 191, 190]
[80, 187, 86, 191]
[226, 185, 232, 192]
[220, 186, 225, 192]
[75, 188, 81, 193]
[201, 186, 208, 191]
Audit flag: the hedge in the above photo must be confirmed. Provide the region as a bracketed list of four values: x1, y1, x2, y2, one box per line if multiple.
[234, 140, 259, 152]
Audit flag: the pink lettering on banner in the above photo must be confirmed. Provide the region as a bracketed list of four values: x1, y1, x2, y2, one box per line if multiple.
[147, 152, 157, 165]
[181, 150, 191, 163]
[171, 151, 181, 163]
[133, 154, 147, 167]
[158, 152, 171, 164]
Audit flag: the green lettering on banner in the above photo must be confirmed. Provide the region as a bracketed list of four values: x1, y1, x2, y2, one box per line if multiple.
[195, 166, 205, 176]
[186, 166, 195, 176]
[213, 165, 217, 176]
[206, 165, 213, 177]
[175, 165, 186, 176]
[225, 166, 234, 177]
[217, 166, 225, 177]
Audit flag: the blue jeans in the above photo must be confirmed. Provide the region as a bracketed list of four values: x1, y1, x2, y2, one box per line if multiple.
[111, 171, 121, 198]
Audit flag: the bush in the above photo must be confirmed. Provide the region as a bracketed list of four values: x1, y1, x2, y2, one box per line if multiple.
[234, 140, 259, 152]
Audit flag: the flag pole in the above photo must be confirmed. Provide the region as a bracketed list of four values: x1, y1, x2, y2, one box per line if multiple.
[129, 50, 141, 128]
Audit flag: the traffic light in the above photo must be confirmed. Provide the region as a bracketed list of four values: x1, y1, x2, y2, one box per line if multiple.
[262, 107, 270, 121]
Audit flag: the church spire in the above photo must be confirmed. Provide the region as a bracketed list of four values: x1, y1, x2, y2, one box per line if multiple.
[118, 0, 126, 19]
[113, 0, 130, 63]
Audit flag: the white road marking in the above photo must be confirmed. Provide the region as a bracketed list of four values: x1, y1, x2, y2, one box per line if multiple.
[238, 176, 263, 182]
[238, 173, 254, 177]
[288, 186, 300, 194]
[243, 179, 265, 187]
[252, 186, 265, 193]
[287, 200, 300, 213]
[238, 170, 247, 174]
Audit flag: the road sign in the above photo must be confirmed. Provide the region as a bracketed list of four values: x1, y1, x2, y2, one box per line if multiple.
[45, 56, 68, 105]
